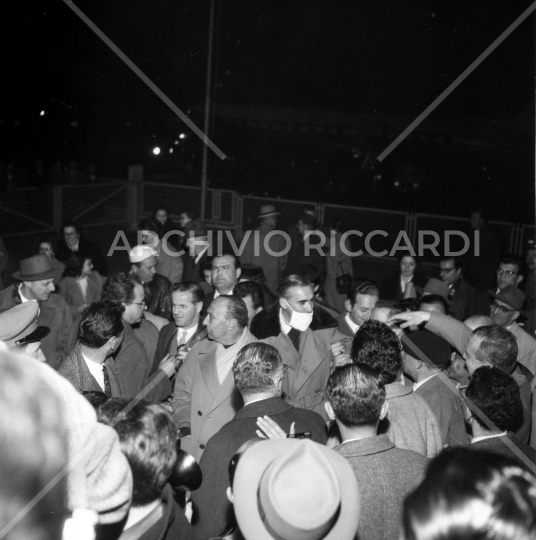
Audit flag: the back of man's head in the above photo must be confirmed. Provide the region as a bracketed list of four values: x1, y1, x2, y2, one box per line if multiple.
[235, 280, 265, 311]
[472, 326, 518, 375]
[351, 320, 402, 384]
[327, 363, 385, 428]
[233, 342, 284, 397]
[224, 295, 249, 330]
[419, 294, 449, 315]
[465, 366, 523, 433]
[102, 272, 141, 304]
[98, 399, 177, 507]
[78, 301, 124, 348]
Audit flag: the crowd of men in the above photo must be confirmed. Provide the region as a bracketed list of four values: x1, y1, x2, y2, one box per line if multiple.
[1, 207, 536, 540]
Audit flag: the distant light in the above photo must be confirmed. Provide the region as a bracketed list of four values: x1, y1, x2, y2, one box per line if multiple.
[169, 148, 173, 154]
[413, 183, 419, 188]
[174, 140, 179, 145]
[179, 133, 186, 139]
[394, 181, 400, 187]
[153, 147, 161, 155]
[40, 110, 45, 116]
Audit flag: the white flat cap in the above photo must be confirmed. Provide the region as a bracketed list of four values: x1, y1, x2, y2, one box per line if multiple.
[129, 245, 158, 263]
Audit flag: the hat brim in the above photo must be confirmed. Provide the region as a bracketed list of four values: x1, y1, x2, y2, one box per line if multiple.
[12, 268, 58, 282]
[487, 289, 524, 313]
[233, 439, 360, 540]
[258, 212, 280, 218]
[416, 286, 452, 305]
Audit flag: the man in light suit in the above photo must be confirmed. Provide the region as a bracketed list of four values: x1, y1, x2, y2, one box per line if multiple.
[153, 281, 208, 372]
[172, 295, 256, 460]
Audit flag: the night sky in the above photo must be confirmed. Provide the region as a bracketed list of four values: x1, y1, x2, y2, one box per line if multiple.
[2, 1, 535, 218]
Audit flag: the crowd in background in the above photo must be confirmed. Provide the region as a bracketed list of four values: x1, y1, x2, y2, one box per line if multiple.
[0, 202, 536, 540]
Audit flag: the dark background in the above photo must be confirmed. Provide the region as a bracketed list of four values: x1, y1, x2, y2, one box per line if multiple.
[2, 1, 534, 222]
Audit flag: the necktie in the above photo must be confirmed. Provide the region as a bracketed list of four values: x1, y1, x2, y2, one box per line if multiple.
[175, 329, 188, 356]
[288, 328, 301, 352]
[102, 365, 112, 398]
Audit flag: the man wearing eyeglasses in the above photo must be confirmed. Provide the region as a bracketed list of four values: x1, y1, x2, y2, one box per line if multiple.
[439, 256, 475, 321]
[495, 255, 525, 293]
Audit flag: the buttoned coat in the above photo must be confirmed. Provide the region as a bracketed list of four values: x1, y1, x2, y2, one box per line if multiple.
[191, 397, 327, 540]
[334, 435, 427, 540]
[0, 284, 73, 369]
[172, 330, 257, 460]
[58, 343, 123, 397]
[58, 271, 105, 316]
[250, 303, 351, 420]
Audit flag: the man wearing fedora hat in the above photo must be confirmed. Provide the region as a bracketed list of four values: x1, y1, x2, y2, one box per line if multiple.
[0, 254, 73, 369]
[241, 204, 288, 294]
[232, 438, 360, 540]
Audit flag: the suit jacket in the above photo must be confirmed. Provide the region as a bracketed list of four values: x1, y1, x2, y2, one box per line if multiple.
[509, 321, 536, 375]
[182, 252, 208, 284]
[172, 329, 257, 460]
[58, 343, 123, 397]
[0, 284, 73, 369]
[448, 276, 475, 321]
[58, 271, 105, 316]
[113, 323, 171, 403]
[156, 243, 183, 285]
[250, 303, 351, 420]
[334, 435, 428, 540]
[191, 397, 327, 540]
[379, 270, 428, 301]
[336, 311, 355, 338]
[470, 433, 536, 470]
[414, 372, 463, 444]
[152, 321, 208, 370]
[145, 273, 173, 321]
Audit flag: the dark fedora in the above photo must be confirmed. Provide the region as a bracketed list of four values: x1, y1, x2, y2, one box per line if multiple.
[488, 285, 526, 312]
[12, 254, 57, 282]
[258, 204, 280, 219]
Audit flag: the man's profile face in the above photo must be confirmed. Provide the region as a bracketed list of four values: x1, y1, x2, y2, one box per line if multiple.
[22, 341, 46, 363]
[179, 213, 191, 227]
[155, 210, 167, 225]
[123, 284, 146, 325]
[24, 279, 55, 302]
[439, 259, 461, 287]
[281, 285, 315, 315]
[172, 290, 201, 329]
[448, 352, 468, 385]
[346, 294, 378, 327]
[490, 299, 517, 328]
[63, 226, 79, 249]
[496, 263, 521, 290]
[464, 335, 485, 376]
[133, 256, 157, 284]
[212, 255, 240, 294]
[242, 295, 260, 325]
[527, 249, 536, 271]
[204, 297, 230, 341]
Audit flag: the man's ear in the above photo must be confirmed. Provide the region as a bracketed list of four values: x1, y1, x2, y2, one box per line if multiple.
[516, 275, 524, 286]
[379, 401, 389, 421]
[512, 310, 520, 322]
[279, 297, 288, 310]
[195, 302, 203, 314]
[344, 299, 352, 313]
[130, 264, 138, 275]
[235, 268, 242, 281]
[324, 401, 336, 421]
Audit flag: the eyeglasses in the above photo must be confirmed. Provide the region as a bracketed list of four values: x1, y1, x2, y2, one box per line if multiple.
[129, 301, 146, 308]
[439, 267, 456, 274]
[496, 268, 518, 277]
[490, 301, 516, 314]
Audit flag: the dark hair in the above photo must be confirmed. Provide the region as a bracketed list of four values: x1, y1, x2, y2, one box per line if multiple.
[62, 251, 91, 278]
[81, 390, 109, 411]
[61, 220, 81, 236]
[374, 299, 406, 318]
[276, 274, 312, 299]
[78, 301, 124, 348]
[327, 363, 385, 428]
[153, 204, 169, 216]
[403, 448, 536, 540]
[465, 366, 523, 433]
[419, 294, 449, 314]
[200, 256, 213, 273]
[172, 281, 205, 305]
[347, 280, 380, 305]
[439, 256, 462, 270]
[223, 295, 249, 329]
[398, 253, 419, 265]
[473, 326, 518, 375]
[400, 297, 420, 311]
[212, 252, 241, 270]
[38, 234, 55, 249]
[233, 343, 284, 397]
[235, 281, 265, 311]
[329, 217, 345, 234]
[102, 272, 142, 304]
[98, 399, 177, 507]
[351, 320, 402, 384]
[499, 254, 525, 277]
[180, 209, 197, 220]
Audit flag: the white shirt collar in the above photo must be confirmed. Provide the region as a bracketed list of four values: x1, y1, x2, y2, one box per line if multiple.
[243, 396, 275, 407]
[279, 309, 292, 335]
[176, 324, 198, 345]
[194, 245, 209, 264]
[471, 432, 508, 444]
[81, 352, 105, 392]
[345, 312, 359, 335]
[413, 372, 440, 392]
[18, 284, 34, 303]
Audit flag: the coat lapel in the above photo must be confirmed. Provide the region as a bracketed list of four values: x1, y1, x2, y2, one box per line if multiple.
[200, 349, 220, 399]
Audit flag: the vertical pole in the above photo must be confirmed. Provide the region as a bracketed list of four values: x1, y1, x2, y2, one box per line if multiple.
[201, 0, 216, 222]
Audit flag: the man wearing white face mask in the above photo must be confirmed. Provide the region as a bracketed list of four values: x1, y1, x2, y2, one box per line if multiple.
[251, 274, 352, 420]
